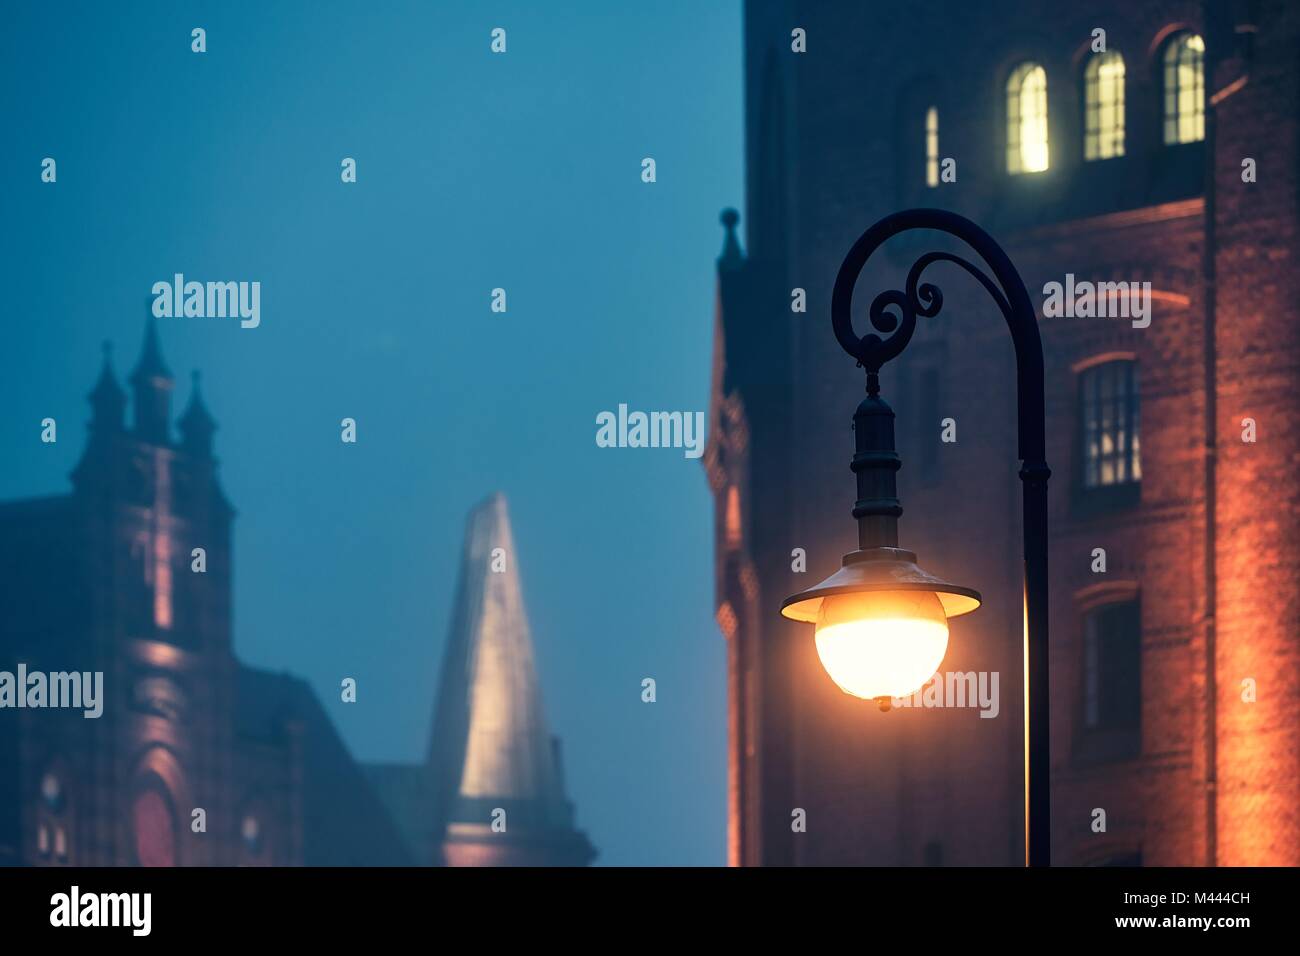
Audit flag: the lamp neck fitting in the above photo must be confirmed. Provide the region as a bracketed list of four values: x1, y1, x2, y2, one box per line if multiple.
[851, 385, 903, 550]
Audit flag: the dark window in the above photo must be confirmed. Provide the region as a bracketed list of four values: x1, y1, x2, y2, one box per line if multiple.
[1081, 600, 1141, 757]
[241, 814, 265, 856]
[1079, 360, 1140, 491]
[40, 773, 64, 813]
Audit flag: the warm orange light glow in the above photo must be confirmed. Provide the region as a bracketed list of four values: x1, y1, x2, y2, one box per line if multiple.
[813, 590, 949, 700]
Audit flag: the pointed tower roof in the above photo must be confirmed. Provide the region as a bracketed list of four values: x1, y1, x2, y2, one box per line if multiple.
[129, 313, 173, 387]
[129, 312, 175, 444]
[429, 494, 595, 865]
[88, 340, 126, 430]
[178, 370, 217, 456]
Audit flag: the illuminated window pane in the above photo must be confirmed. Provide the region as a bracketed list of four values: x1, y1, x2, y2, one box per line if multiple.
[1007, 63, 1049, 174]
[925, 106, 939, 187]
[1080, 360, 1141, 489]
[1163, 34, 1205, 144]
[1084, 51, 1125, 160]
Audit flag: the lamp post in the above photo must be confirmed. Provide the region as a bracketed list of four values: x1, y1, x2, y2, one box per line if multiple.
[780, 208, 1051, 867]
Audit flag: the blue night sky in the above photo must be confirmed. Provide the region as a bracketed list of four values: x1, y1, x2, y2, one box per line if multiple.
[0, 1, 740, 865]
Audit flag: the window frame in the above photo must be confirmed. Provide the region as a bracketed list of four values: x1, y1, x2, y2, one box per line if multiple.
[925, 105, 939, 187]
[1075, 357, 1141, 510]
[1163, 32, 1205, 145]
[1006, 61, 1050, 174]
[1076, 596, 1143, 764]
[1083, 50, 1126, 161]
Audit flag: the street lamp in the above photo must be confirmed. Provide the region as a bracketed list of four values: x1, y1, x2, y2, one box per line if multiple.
[780, 208, 1052, 867]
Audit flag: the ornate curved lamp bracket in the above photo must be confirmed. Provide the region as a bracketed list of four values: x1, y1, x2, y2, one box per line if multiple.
[828, 207, 1053, 866]
[830, 208, 1046, 469]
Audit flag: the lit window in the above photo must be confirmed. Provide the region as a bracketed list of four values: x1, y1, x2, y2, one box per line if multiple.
[1163, 33, 1205, 144]
[40, 772, 63, 812]
[1007, 63, 1049, 174]
[54, 826, 68, 862]
[37, 823, 50, 857]
[1083, 601, 1141, 733]
[1080, 360, 1140, 488]
[1084, 51, 1125, 160]
[241, 814, 263, 855]
[925, 106, 939, 187]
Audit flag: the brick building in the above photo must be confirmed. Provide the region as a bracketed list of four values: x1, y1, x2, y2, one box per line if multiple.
[706, 0, 1299, 866]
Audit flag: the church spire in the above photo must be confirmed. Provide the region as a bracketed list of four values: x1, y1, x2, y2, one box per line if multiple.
[88, 340, 126, 432]
[178, 370, 217, 457]
[129, 312, 174, 444]
[428, 494, 595, 866]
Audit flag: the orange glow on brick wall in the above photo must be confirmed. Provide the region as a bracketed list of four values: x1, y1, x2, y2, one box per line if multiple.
[1215, 474, 1300, 865]
[152, 454, 174, 631]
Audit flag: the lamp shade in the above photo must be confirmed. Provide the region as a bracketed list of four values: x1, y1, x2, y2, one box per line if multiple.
[782, 547, 981, 700]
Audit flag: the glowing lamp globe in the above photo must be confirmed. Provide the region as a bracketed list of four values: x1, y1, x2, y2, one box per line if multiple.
[782, 548, 980, 705]
[814, 589, 949, 700]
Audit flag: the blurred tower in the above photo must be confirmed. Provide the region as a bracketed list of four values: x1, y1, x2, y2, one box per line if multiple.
[1, 316, 411, 867]
[0, 316, 238, 866]
[428, 494, 595, 866]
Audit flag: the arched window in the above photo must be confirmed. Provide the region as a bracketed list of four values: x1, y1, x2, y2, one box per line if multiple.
[1079, 359, 1141, 488]
[35, 770, 71, 864]
[1084, 51, 1125, 160]
[241, 813, 266, 858]
[1163, 33, 1205, 144]
[925, 106, 939, 187]
[1007, 63, 1049, 173]
[132, 786, 177, 867]
[40, 772, 64, 812]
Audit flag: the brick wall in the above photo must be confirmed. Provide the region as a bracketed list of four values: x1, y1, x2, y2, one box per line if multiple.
[715, 0, 1300, 865]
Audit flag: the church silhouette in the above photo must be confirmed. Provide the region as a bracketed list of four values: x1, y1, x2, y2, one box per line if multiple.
[0, 319, 593, 867]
